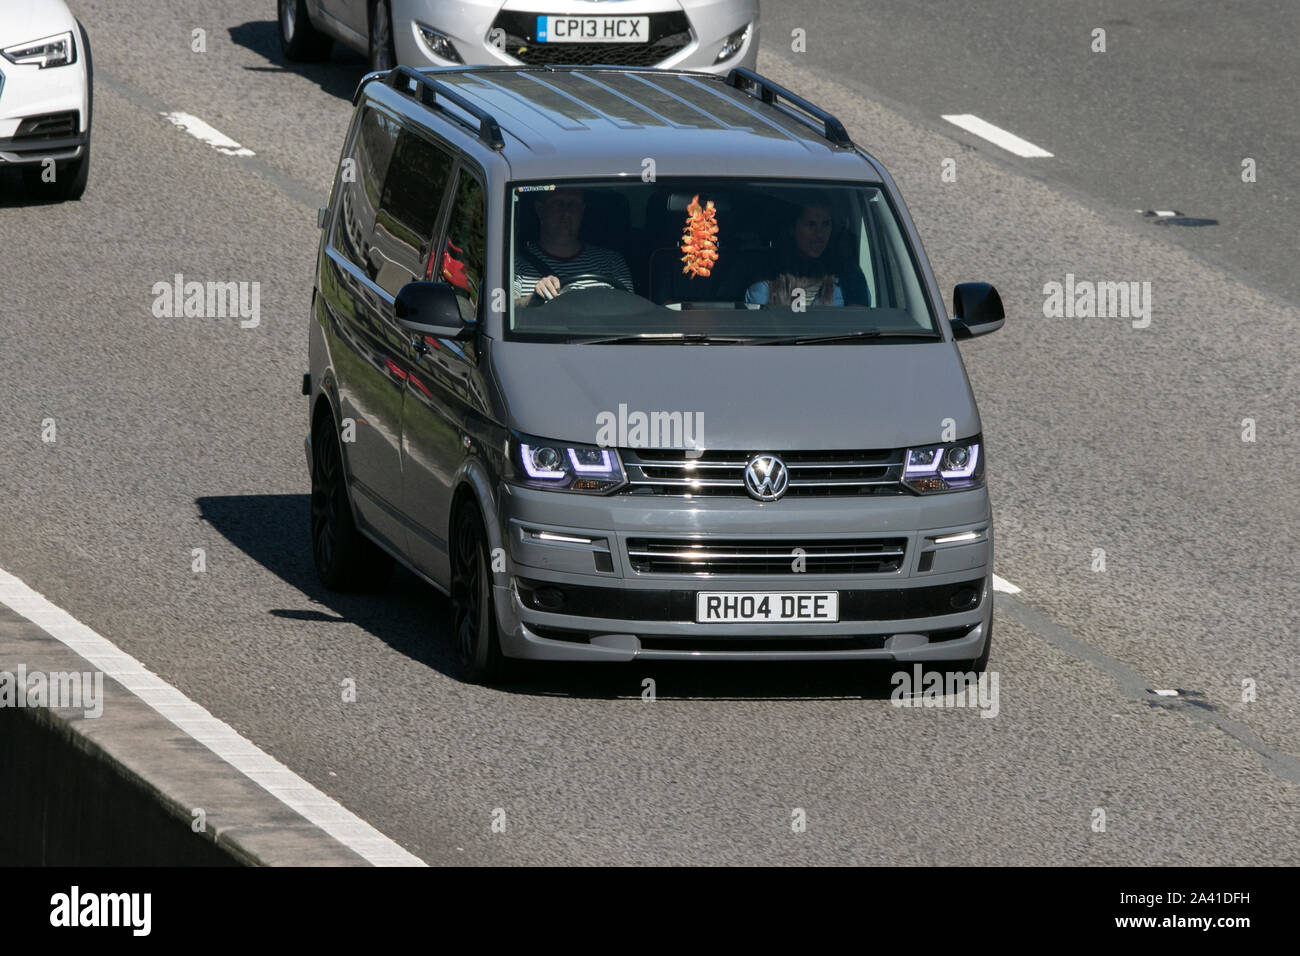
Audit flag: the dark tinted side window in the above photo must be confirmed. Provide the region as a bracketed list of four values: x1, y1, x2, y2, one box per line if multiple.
[371, 129, 455, 296]
[331, 107, 399, 278]
[438, 172, 487, 320]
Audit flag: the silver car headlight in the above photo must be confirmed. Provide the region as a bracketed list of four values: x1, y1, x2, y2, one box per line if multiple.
[509, 433, 627, 494]
[3, 32, 76, 69]
[903, 437, 984, 494]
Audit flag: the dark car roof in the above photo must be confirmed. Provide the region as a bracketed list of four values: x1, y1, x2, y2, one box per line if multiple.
[366, 66, 881, 183]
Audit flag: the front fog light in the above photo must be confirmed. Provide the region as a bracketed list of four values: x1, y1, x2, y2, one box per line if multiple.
[713, 24, 750, 64]
[417, 24, 464, 63]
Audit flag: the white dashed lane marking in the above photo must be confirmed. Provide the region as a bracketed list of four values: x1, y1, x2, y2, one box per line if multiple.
[992, 574, 1022, 594]
[0, 566, 424, 867]
[160, 111, 255, 157]
[941, 114, 1054, 158]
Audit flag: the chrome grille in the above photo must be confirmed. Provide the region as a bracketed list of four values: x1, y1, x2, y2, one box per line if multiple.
[499, 35, 690, 67]
[627, 537, 908, 575]
[621, 448, 906, 497]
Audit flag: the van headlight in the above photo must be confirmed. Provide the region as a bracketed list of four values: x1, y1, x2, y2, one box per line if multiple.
[3, 32, 76, 69]
[510, 434, 627, 494]
[903, 438, 983, 493]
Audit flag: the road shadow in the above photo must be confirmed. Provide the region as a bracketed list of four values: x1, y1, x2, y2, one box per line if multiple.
[197, 493, 906, 701]
[0, 168, 78, 208]
[197, 493, 452, 672]
[227, 20, 369, 101]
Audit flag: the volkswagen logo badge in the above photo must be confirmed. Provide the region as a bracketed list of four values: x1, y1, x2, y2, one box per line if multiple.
[744, 455, 789, 501]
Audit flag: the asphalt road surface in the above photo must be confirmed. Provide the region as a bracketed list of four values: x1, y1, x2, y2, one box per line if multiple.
[1, 0, 1297, 864]
[776, 0, 1300, 304]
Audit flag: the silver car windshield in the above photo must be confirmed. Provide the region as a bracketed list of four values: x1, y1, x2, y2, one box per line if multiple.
[506, 178, 938, 342]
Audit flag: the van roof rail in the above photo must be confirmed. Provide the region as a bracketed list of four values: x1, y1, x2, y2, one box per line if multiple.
[384, 65, 506, 150]
[724, 67, 852, 148]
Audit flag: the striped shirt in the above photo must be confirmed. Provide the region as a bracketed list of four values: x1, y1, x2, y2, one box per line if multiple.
[513, 241, 634, 300]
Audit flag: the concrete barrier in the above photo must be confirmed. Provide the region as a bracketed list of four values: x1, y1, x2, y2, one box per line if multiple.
[0, 605, 369, 866]
[0, 704, 242, 865]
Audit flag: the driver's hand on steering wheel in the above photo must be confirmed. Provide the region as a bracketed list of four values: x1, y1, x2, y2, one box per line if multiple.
[533, 274, 562, 301]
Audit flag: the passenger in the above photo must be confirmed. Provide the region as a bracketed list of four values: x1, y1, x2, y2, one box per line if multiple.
[513, 188, 633, 306]
[745, 199, 868, 307]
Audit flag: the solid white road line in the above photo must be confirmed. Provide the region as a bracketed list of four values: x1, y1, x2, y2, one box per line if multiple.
[941, 114, 1054, 158]
[0, 567, 424, 867]
[992, 574, 1022, 595]
[160, 111, 256, 157]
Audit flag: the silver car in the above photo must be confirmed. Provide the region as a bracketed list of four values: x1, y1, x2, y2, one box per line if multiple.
[277, 0, 758, 74]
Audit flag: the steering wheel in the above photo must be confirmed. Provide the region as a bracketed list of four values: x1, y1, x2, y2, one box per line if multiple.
[532, 272, 632, 306]
[558, 273, 627, 292]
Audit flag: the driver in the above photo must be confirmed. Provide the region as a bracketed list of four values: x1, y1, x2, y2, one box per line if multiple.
[513, 188, 634, 307]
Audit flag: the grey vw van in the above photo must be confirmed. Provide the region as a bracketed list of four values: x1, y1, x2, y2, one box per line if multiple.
[305, 65, 1004, 681]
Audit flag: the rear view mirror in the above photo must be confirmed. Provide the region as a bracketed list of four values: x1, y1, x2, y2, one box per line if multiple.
[394, 282, 472, 339]
[951, 282, 1004, 338]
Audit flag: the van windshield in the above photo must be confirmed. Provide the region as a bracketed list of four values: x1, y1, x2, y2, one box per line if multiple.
[505, 178, 938, 342]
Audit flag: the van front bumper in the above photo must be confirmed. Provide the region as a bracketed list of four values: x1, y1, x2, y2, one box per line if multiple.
[491, 484, 994, 663]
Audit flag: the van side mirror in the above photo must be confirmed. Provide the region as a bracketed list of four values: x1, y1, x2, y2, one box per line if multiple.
[950, 282, 1004, 338]
[394, 282, 472, 339]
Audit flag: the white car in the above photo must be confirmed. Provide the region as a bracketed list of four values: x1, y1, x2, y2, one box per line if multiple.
[277, 0, 758, 75]
[0, 0, 90, 200]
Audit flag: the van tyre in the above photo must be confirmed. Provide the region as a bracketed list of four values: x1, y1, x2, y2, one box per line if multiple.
[311, 414, 392, 590]
[279, 0, 333, 61]
[369, 0, 395, 72]
[450, 506, 507, 683]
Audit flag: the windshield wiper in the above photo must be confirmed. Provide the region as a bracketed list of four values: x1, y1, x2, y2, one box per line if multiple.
[757, 329, 942, 346]
[577, 333, 753, 345]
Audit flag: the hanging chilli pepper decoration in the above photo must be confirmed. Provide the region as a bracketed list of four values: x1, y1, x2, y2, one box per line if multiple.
[680, 194, 719, 278]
